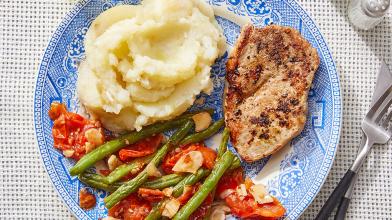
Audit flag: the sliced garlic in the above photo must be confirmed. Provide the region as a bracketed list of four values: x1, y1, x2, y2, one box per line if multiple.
[249, 184, 274, 204]
[146, 163, 162, 177]
[107, 155, 123, 171]
[85, 128, 104, 146]
[209, 202, 230, 220]
[172, 151, 203, 174]
[162, 187, 174, 197]
[162, 199, 181, 218]
[63, 149, 75, 158]
[85, 142, 95, 153]
[192, 112, 212, 132]
[258, 195, 274, 204]
[236, 184, 248, 197]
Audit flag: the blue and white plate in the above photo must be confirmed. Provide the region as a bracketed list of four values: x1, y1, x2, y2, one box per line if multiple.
[34, 0, 342, 219]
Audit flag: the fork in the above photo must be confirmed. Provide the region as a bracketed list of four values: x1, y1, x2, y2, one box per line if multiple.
[315, 86, 392, 220]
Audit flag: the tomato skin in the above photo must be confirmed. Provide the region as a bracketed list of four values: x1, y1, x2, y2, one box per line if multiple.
[177, 184, 199, 205]
[48, 102, 103, 160]
[216, 168, 244, 197]
[138, 188, 165, 203]
[225, 191, 285, 219]
[197, 147, 217, 169]
[108, 194, 152, 220]
[118, 134, 163, 162]
[216, 168, 285, 219]
[162, 143, 217, 174]
[79, 188, 96, 210]
[99, 169, 111, 176]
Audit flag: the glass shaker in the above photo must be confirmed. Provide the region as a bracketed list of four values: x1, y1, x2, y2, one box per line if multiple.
[348, 0, 390, 30]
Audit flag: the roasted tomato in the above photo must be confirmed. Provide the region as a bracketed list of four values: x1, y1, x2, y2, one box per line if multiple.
[176, 184, 199, 205]
[118, 134, 163, 162]
[162, 143, 217, 173]
[99, 169, 111, 176]
[79, 188, 96, 210]
[138, 188, 165, 203]
[216, 168, 285, 219]
[216, 168, 244, 198]
[108, 194, 152, 220]
[225, 193, 285, 219]
[48, 102, 104, 160]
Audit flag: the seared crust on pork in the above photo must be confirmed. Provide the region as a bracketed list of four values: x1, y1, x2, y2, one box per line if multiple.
[224, 24, 320, 162]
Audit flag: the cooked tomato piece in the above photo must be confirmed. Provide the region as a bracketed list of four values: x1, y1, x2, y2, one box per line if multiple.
[197, 147, 217, 169]
[99, 169, 111, 176]
[216, 168, 285, 219]
[48, 102, 104, 160]
[216, 168, 244, 197]
[176, 184, 199, 205]
[162, 143, 217, 174]
[118, 134, 163, 162]
[108, 194, 152, 220]
[79, 188, 96, 210]
[225, 192, 285, 219]
[138, 188, 165, 203]
[189, 193, 214, 220]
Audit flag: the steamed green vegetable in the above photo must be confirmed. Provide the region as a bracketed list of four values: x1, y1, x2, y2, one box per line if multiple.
[180, 119, 224, 145]
[173, 150, 235, 220]
[69, 110, 212, 176]
[78, 172, 122, 192]
[104, 120, 194, 209]
[143, 173, 184, 190]
[145, 168, 210, 220]
[217, 127, 229, 158]
[105, 153, 155, 184]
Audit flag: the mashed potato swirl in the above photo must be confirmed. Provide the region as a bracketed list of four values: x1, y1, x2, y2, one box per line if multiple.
[77, 0, 226, 132]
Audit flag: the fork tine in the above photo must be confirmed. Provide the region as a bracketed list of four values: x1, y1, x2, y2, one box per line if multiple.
[366, 86, 392, 122]
[375, 92, 392, 123]
[382, 110, 392, 128]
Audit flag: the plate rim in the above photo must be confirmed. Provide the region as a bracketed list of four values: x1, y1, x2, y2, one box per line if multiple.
[33, 0, 343, 219]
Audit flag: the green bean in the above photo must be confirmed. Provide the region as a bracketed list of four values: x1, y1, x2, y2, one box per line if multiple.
[231, 157, 241, 170]
[217, 128, 229, 158]
[142, 174, 184, 190]
[145, 200, 165, 220]
[177, 109, 214, 120]
[81, 171, 107, 182]
[180, 119, 224, 145]
[145, 168, 210, 220]
[78, 172, 122, 192]
[172, 169, 210, 197]
[104, 121, 194, 209]
[203, 128, 230, 218]
[145, 161, 238, 220]
[173, 150, 235, 220]
[69, 111, 210, 176]
[146, 159, 240, 220]
[105, 153, 155, 184]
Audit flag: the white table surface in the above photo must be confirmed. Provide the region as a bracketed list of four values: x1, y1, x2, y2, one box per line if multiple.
[1, 0, 391, 219]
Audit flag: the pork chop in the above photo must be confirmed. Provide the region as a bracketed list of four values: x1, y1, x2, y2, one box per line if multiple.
[224, 24, 320, 162]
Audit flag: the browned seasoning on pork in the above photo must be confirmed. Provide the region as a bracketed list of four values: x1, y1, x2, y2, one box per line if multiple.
[224, 24, 320, 162]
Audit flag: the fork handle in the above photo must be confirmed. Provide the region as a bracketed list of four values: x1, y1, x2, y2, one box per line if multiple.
[334, 197, 351, 220]
[315, 170, 356, 220]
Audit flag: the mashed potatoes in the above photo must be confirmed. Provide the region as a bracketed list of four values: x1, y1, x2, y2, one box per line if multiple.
[77, 0, 226, 132]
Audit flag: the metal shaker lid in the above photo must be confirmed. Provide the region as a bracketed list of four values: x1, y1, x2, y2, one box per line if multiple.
[362, 0, 390, 17]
